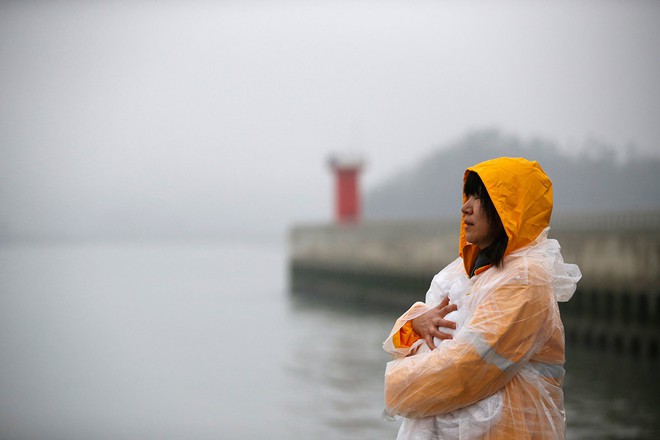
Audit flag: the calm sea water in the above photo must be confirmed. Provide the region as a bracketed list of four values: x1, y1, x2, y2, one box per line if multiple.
[0, 241, 658, 439]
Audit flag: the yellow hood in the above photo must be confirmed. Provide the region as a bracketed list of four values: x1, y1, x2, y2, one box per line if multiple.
[460, 157, 553, 274]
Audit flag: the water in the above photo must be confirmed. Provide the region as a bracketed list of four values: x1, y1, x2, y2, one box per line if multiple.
[1, 241, 658, 439]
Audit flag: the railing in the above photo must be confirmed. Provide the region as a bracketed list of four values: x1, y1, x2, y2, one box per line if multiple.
[551, 211, 660, 231]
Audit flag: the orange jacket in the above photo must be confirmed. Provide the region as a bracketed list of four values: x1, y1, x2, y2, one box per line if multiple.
[383, 157, 581, 439]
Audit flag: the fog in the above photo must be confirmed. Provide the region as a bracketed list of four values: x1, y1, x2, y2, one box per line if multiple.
[2, 3, 660, 438]
[2, 0, 659, 241]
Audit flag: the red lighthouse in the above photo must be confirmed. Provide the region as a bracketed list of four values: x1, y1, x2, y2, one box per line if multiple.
[328, 154, 364, 223]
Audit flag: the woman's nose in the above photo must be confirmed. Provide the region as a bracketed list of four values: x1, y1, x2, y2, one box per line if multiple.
[461, 198, 471, 214]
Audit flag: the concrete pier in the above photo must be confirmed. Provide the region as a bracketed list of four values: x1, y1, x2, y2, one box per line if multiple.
[288, 212, 660, 358]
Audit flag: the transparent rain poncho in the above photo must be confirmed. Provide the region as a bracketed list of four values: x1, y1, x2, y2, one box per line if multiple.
[383, 229, 581, 439]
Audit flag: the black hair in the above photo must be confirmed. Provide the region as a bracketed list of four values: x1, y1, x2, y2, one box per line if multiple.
[463, 171, 509, 268]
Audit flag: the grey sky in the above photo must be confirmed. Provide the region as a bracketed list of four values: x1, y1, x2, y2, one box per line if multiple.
[2, 0, 659, 239]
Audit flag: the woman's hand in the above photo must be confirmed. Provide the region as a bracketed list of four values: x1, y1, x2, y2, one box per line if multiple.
[411, 296, 457, 350]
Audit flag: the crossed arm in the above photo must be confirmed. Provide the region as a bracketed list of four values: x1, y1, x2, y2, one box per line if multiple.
[385, 283, 552, 418]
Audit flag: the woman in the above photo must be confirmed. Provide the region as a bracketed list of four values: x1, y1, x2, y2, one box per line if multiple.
[383, 157, 581, 439]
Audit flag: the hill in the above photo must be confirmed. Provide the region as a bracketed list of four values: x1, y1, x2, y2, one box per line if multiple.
[364, 129, 660, 220]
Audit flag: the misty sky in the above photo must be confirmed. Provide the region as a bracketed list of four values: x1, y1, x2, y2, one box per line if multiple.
[2, 0, 659, 240]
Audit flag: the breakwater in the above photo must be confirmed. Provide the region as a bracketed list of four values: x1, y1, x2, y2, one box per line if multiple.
[288, 212, 660, 358]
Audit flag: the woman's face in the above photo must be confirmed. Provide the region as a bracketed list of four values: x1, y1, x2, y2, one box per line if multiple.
[462, 195, 494, 249]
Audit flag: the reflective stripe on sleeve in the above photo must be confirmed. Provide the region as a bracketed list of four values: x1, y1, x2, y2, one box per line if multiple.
[468, 331, 517, 372]
[527, 361, 565, 379]
[462, 330, 565, 380]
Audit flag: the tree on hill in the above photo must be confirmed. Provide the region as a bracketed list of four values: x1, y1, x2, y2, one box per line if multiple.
[364, 129, 660, 221]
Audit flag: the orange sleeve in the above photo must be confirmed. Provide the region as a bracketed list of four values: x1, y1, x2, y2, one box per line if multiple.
[392, 320, 421, 348]
[385, 283, 553, 418]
